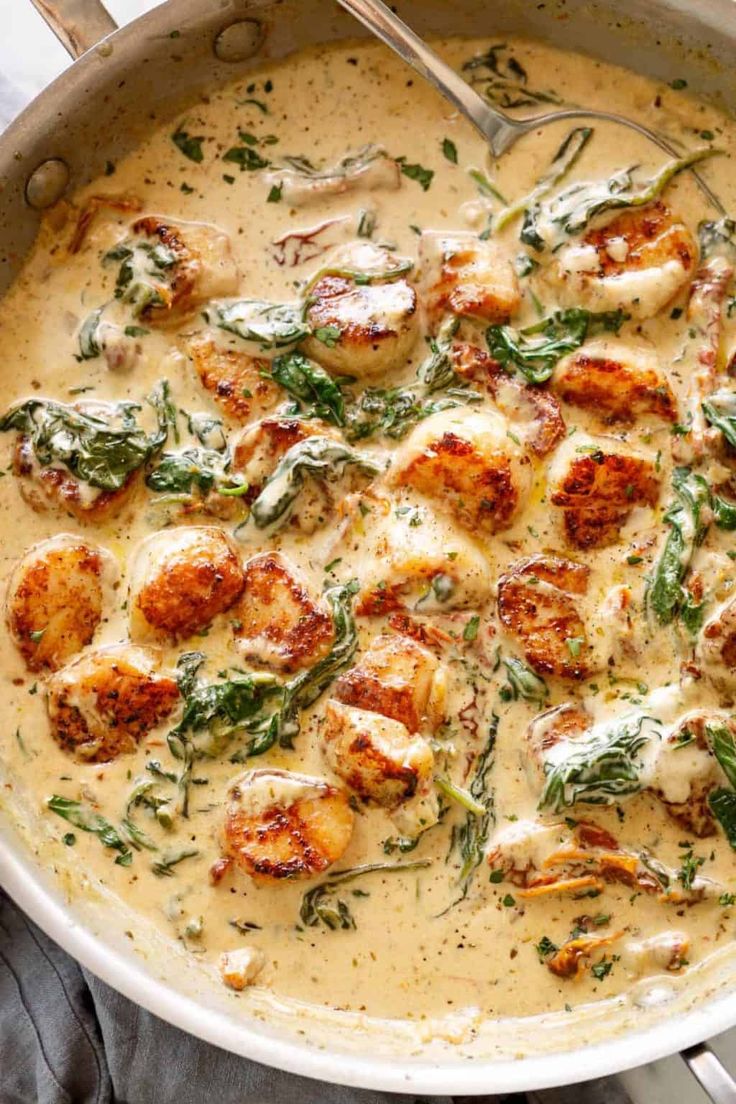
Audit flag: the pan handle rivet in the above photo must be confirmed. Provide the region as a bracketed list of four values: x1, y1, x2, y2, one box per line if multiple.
[25, 159, 70, 210]
[214, 20, 265, 61]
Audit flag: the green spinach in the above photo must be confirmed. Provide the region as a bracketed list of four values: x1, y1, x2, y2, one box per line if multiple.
[487, 308, 628, 384]
[205, 299, 308, 351]
[646, 466, 710, 626]
[249, 437, 382, 531]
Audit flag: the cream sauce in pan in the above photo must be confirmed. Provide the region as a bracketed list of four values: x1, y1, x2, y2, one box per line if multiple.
[2, 35, 736, 1027]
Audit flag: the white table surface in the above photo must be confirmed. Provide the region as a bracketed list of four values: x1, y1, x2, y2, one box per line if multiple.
[0, 1, 735, 1099]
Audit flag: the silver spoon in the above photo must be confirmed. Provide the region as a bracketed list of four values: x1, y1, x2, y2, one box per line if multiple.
[335, 0, 725, 214]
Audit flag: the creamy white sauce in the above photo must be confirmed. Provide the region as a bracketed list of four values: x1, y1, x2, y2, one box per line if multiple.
[0, 35, 736, 1041]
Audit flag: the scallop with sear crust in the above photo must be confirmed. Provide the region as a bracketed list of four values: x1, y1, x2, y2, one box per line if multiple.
[187, 336, 280, 425]
[6, 533, 118, 672]
[389, 407, 532, 537]
[322, 700, 435, 808]
[129, 526, 244, 642]
[553, 338, 677, 424]
[232, 551, 335, 673]
[548, 435, 660, 548]
[222, 768, 354, 882]
[333, 632, 445, 733]
[552, 201, 697, 320]
[497, 554, 593, 679]
[46, 644, 179, 762]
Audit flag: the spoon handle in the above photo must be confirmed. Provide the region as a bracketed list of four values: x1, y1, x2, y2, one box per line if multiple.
[334, 0, 517, 155]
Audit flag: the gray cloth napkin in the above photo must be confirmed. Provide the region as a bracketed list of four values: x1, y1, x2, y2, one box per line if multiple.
[0, 889, 464, 1104]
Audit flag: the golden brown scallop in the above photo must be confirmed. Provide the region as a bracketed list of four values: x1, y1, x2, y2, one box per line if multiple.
[389, 407, 531, 536]
[6, 534, 117, 672]
[553, 201, 697, 319]
[548, 436, 660, 548]
[420, 231, 521, 324]
[222, 768, 354, 882]
[452, 341, 566, 458]
[497, 554, 592, 679]
[130, 526, 244, 641]
[553, 338, 677, 424]
[14, 434, 139, 524]
[301, 244, 419, 380]
[46, 644, 179, 762]
[188, 337, 280, 425]
[115, 215, 240, 326]
[232, 551, 334, 673]
[333, 632, 445, 732]
[322, 700, 435, 807]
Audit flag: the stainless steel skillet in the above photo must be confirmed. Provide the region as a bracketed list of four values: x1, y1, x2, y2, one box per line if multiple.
[2, 0, 736, 1096]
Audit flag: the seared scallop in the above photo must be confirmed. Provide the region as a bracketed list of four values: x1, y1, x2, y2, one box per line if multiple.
[110, 216, 239, 326]
[552, 201, 697, 320]
[188, 336, 279, 425]
[46, 644, 179, 762]
[698, 598, 736, 692]
[553, 338, 677, 424]
[129, 526, 244, 642]
[301, 243, 419, 380]
[323, 700, 435, 807]
[649, 711, 731, 837]
[333, 632, 445, 732]
[389, 407, 531, 536]
[222, 768, 354, 882]
[548, 435, 660, 548]
[232, 552, 334, 672]
[6, 534, 117, 672]
[231, 416, 339, 486]
[525, 702, 591, 786]
[453, 342, 565, 458]
[497, 554, 592, 679]
[332, 492, 493, 615]
[13, 428, 138, 524]
[420, 231, 521, 324]
[231, 416, 340, 533]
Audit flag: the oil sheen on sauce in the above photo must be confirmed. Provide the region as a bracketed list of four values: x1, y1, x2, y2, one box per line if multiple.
[1, 35, 736, 1032]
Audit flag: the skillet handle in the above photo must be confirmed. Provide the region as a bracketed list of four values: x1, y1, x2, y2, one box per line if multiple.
[682, 1042, 736, 1104]
[28, 0, 117, 60]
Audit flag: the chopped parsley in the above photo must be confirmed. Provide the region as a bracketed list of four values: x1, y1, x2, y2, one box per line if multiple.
[397, 158, 434, 191]
[172, 127, 205, 163]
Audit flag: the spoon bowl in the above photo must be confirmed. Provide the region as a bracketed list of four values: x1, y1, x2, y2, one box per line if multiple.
[335, 0, 725, 214]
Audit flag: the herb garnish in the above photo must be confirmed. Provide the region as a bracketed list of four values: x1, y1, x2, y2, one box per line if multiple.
[496, 126, 593, 240]
[396, 158, 434, 191]
[172, 126, 205, 163]
[447, 715, 499, 904]
[442, 138, 459, 164]
[541, 147, 716, 242]
[502, 656, 549, 705]
[462, 44, 560, 109]
[171, 652, 283, 760]
[646, 466, 710, 626]
[205, 299, 308, 351]
[268, 352, 345, 426]
[151, 848, 200, 877]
